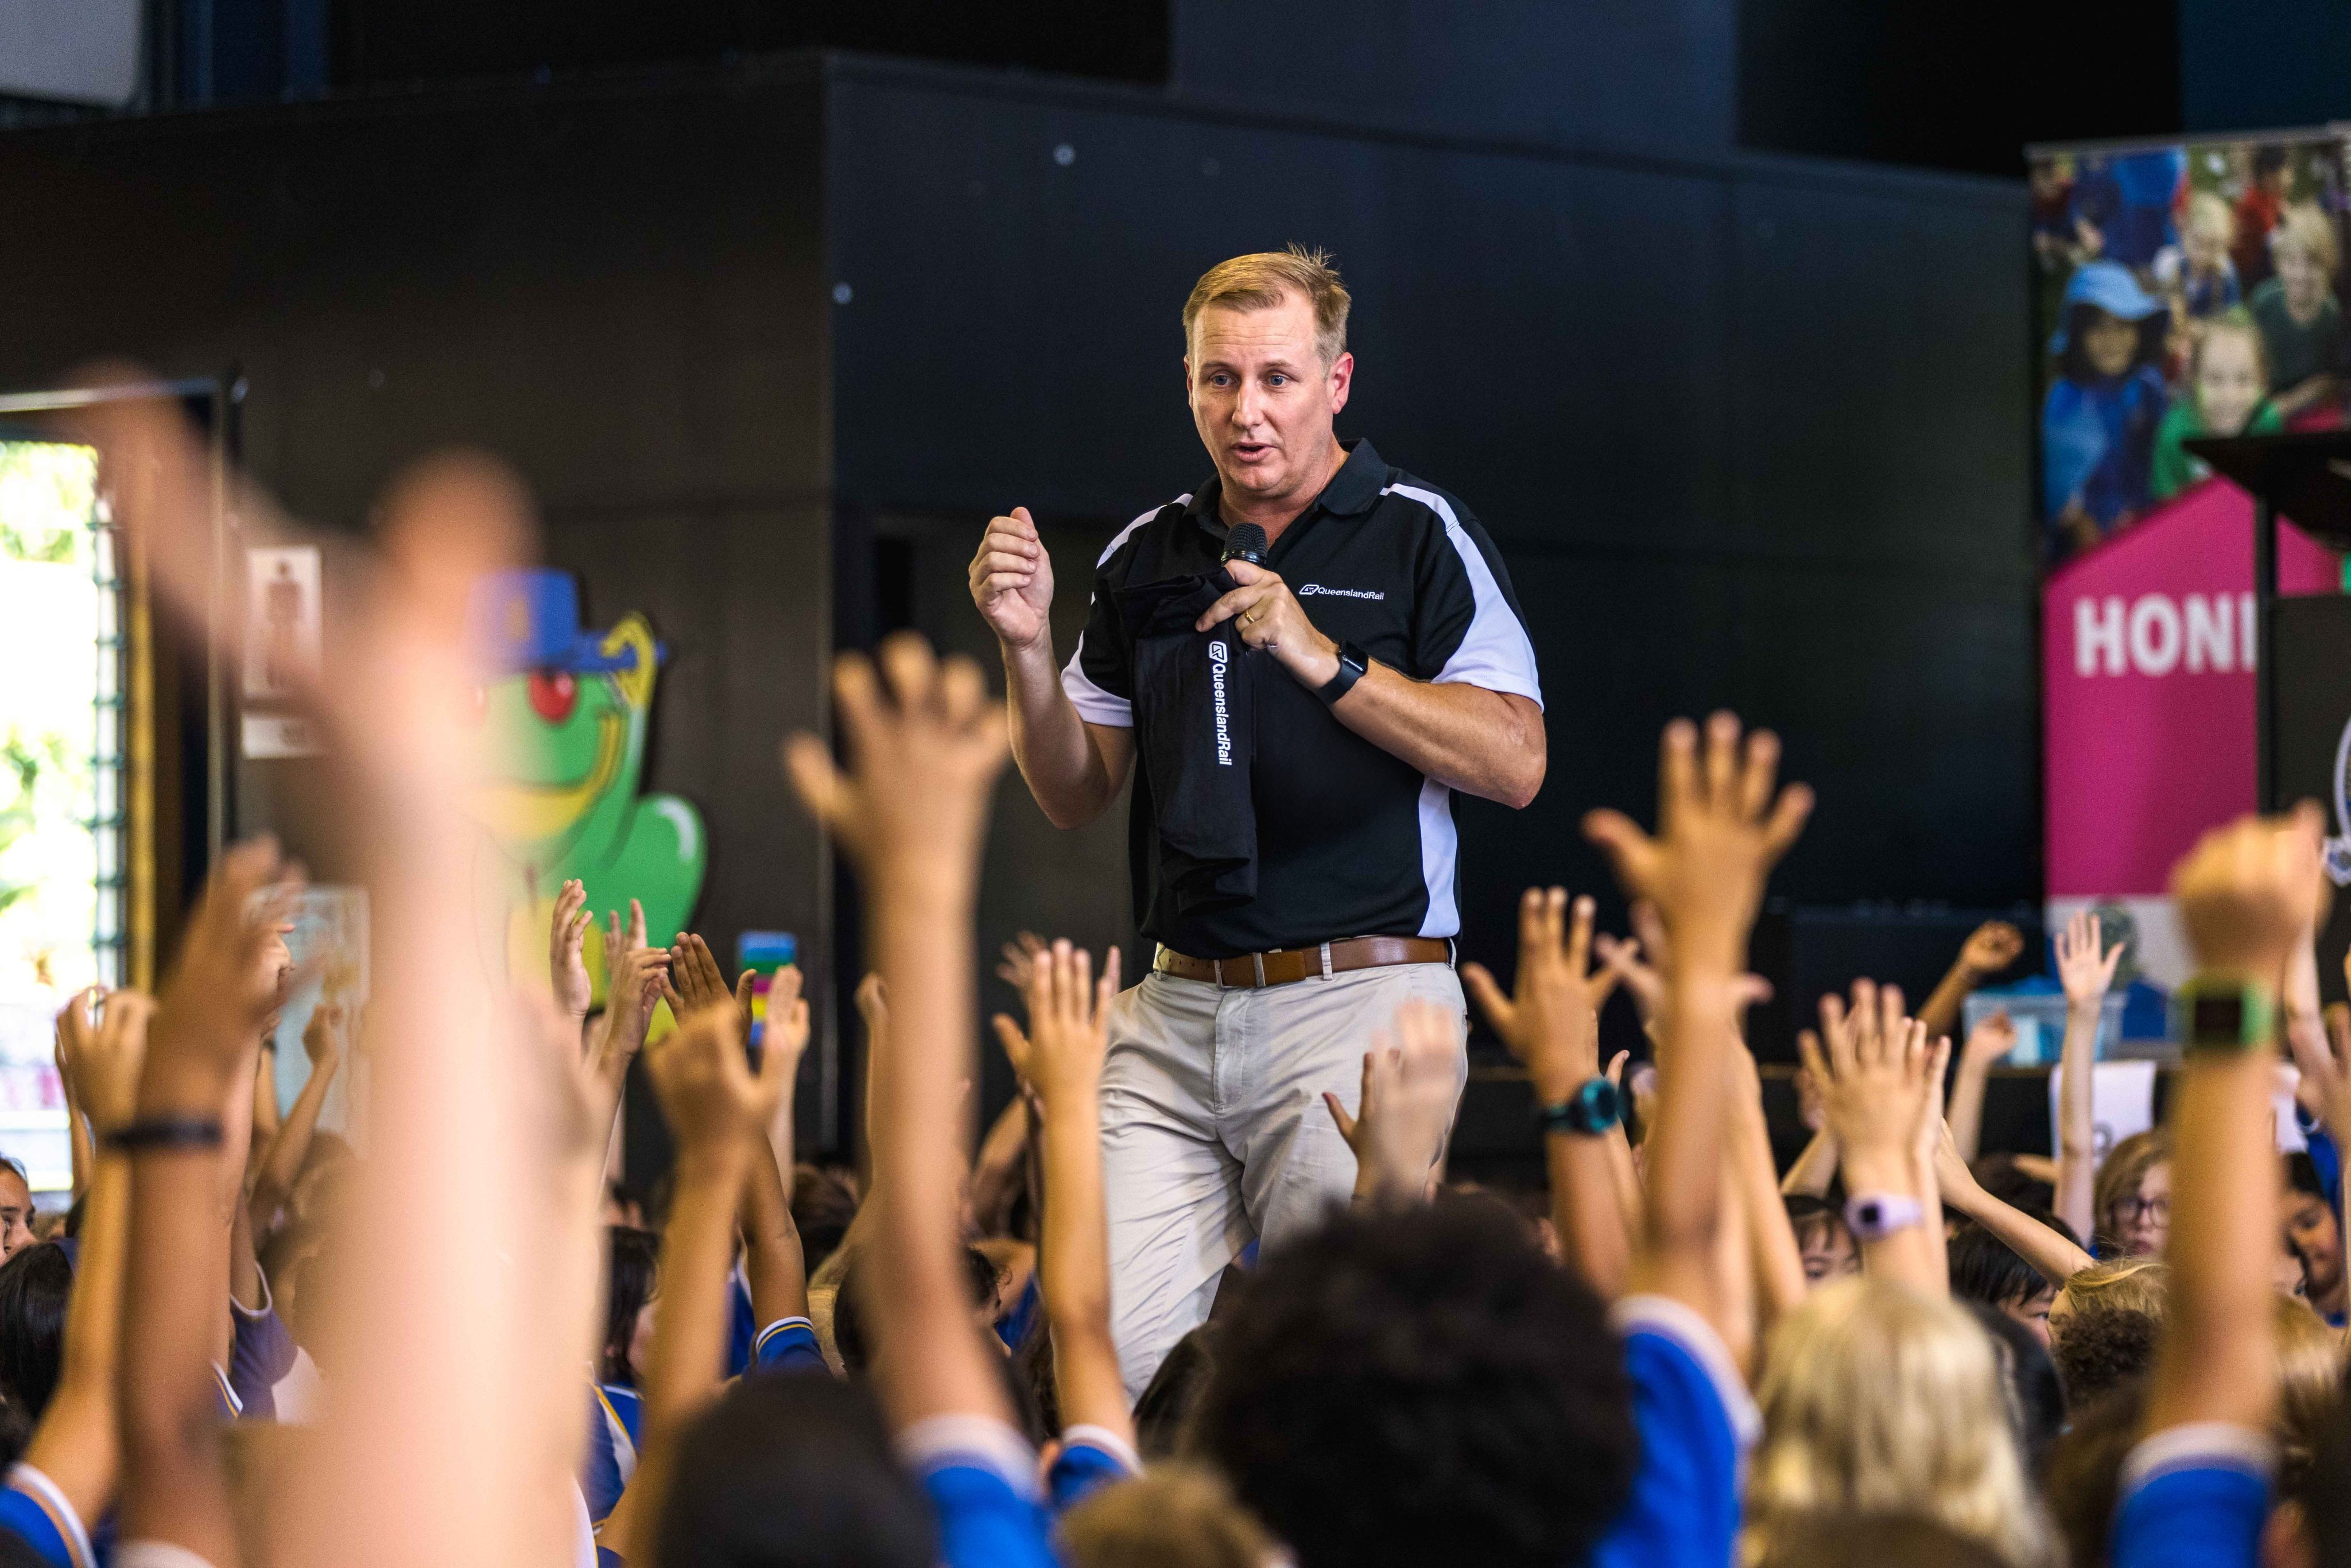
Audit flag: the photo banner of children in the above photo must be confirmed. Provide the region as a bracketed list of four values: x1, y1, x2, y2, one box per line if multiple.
[2031, 132, 2351, 566]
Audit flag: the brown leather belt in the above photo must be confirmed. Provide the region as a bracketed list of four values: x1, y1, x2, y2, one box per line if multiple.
[1152, 936, 1453, 989]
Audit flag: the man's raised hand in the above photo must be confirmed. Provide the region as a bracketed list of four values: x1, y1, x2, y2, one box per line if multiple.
[1462, 888, 1616, 1104]
[969, 507, 1055, 653]
[1582, 712, 1811, 977]
[1326, 1001, 1462, 1202]
[784, 632, 1010, 878]
[992, 941, 1119, 1112]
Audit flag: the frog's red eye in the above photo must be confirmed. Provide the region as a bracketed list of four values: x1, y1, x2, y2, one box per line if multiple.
[527, 669, 577, 723]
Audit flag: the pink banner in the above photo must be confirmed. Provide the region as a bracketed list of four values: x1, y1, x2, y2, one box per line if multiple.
[2045, 478, 2338, 898]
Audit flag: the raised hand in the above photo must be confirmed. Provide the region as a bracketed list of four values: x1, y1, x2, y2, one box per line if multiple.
[1798, 980, 1934, 1162]
[855, 972, 889, 1039]
[302, 1003, 346, 1073]
[756, 963, 812, 1070]
[995, 931, 1049, 996]
[783, 632, 1011, 878]
[149, 839, 305, 1095]
[606, 898, 649, 968]
[968, 506, 1056, 653]
[992, 941, 1119, 1111]
[642, 1000, 789, 1171]
[1592, 899, 1772, 1026]
[1462, 888, 1617, 1104]
[2172, 805, 2327, 983]
[663, 933, 732, 1019]
[1959, 920, 2026, 978]
[1961, 1010, 2017, 1070]
[600, 942, 670, 1062]
[549, 879, 593, 1020]
[59, 987, 155, 1135]
[2054, 910, 2125, 1010]
[1582, 712, 1812, 977]
[1325, 1000, 1463, 1201]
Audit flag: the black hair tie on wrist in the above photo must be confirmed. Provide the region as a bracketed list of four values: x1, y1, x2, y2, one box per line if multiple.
[104, 1117, 225, 1154]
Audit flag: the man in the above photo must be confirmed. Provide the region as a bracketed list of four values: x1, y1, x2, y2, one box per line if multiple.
[968, 244, 1545, 1393]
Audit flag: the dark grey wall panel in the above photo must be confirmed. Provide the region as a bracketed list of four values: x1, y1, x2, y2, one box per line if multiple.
[1174, 0, 1737, 157]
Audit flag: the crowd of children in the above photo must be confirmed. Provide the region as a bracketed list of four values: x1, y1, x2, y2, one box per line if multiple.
[0, 387, 2338, 1568]
[2035, 143, 2347, 561]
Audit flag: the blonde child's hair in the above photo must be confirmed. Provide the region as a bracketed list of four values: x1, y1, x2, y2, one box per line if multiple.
[2274, 1293, 2344, 1482]
[1745, 1278, 2058, 1568]
[2186, 189, 2236, 248]
[2194, 306, 2270, 387]
[2054, 1255, 2168, 1321]
[1057, 1464, 1281, 1568]
[2274, 202, 2341, 280]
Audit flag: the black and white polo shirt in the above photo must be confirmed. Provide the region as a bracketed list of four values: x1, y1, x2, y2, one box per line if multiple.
[1063, 438, 1542, 960]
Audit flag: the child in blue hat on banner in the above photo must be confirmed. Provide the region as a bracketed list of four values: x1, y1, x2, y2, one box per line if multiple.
[2043, 260, 2170, 560]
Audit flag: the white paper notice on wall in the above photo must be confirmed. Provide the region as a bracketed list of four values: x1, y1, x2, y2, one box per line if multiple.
[245, 546, 323, 701]
[241, 713, 321, 759]
[0, 2, 141, 106]
[2047, 1061, 2159, 1169]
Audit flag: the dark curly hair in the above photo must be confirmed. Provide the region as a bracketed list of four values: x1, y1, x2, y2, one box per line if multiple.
[1195, 1202, 1636, 1568]
[2049, 1303, 2159, 1409]
[2044, 1379, 2147, 1568]
[1947, 1222, 2045, 1312]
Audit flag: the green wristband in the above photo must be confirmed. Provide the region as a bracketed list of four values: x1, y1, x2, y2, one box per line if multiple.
[2170, 976, 2278, 1057]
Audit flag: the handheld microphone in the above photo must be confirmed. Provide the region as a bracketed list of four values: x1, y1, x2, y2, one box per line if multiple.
[1222, 523, 1268, 566]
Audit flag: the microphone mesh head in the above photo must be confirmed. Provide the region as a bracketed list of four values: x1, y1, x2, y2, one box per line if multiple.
[1228, 523, 1268, 557]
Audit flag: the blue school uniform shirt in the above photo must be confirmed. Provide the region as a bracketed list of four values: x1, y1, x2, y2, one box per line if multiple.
[2110, 1423, 2274, 1568]
[898, 1414, 1058, 1568]
[0, 1464, 94, 1568]
[750, 1316, 828, 1376]
[228, 1287, 300, 1421]
[1046, 1425, 1140, 1514]
[1590, 1295, 1759, 1568]
[580, 1382, 642, 1527]
[2044, 366, 2168, 532]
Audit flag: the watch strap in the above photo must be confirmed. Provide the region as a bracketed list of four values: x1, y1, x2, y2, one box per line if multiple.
[1317, 641, 1370, 706]
[1535, 1077, 1621, 1137]
[1842, 1192, 1924, 1241]
[2171, 976, 2278, 1056]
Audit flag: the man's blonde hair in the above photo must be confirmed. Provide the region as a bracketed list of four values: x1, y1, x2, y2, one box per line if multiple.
[1183, 244, 1351, 366]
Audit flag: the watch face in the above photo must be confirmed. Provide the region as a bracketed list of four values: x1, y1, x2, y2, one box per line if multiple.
[2191, 993, 2247, 1039]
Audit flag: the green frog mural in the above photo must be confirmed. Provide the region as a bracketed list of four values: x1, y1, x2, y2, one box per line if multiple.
[465, 569, 704, 999]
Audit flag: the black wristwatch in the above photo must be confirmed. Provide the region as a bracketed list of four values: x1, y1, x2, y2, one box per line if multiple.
[1318, 641, 1370, 705]
[1535, 1077, 1621, 1137]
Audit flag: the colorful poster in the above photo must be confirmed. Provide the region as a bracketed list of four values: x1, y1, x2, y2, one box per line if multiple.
[2030, 133, 2349, 568]
[2042, 479, 2337, 985]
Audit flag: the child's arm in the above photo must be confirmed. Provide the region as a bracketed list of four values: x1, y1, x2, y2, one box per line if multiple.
[247, 1004, 342, 1236]
[1584, 712, 1812, 1352]
[1933, 1124, 2094, 1284]
[993, 942, 1132, 1449]
[120, 845, 299, 1564]
[783, 637, 1021, 1433]
[1798, 984, 1944, 1294]
[22, 988, 149, 1531]
[2053, 910, 2123, 1243]
[1946, 1011, 2016, 1163]
[1917, 920, 2023, 1043]
[1463, 891, 1632, 1296]
[2145, 810, 2319, 1438]
[743, 965, 813, 1332]
[624, 999, 793, 1567]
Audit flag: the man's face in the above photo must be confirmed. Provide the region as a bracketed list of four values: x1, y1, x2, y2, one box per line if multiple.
[2283, 1190, 2345, 1306]
[1186, 293, 1352, 512]
[0, 1172, 36, 1260]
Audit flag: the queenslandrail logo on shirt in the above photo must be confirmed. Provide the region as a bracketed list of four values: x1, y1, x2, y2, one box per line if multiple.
[1299, 584, 1384, 600]
[1208, 640, 1233, 766]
